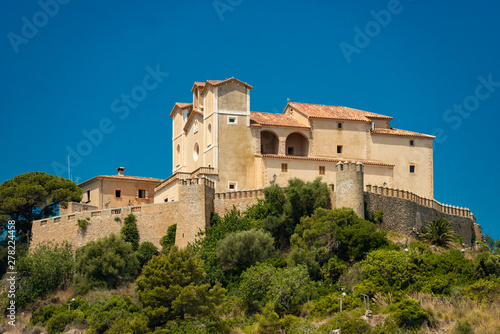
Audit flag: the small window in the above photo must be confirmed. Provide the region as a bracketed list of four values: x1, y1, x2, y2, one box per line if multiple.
[115, 190, 121, 198]
[228, 116, 237, 124]
[410, 140, 414, 147]
[194, 120, 198, 133]
[319, 166, 325, 175]
[287, 147, 294, 155]
[138, 189, 146, 198]
[337, 145, 343, 154]
[337, 123, 342, 129]
[281, 163, 288, 173]
[228, 182, 237, 191]
[164, 197, 168, 202]
[193, 142, 200, 161]
[87, 190, 91, 202]
[409, 165, 416, 174]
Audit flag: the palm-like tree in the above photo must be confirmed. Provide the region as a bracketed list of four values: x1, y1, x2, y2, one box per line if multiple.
[420, 218, 455, 247]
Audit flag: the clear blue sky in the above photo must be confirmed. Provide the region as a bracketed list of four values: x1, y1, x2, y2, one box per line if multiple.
[1, 1, 499, 240]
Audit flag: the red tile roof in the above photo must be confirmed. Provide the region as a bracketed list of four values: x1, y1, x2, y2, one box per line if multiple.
[169, 102, 192, 117]
[258, 154, 395, 167]
[288, 102, 392, 122]
[371, 128, 435, 139]
[201, 77, 253, 94]
[191, 82, 206, 92]
[250, 112, 310, 129]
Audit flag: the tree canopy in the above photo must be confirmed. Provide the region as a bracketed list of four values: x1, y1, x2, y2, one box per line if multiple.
[0, 171, 82, 241]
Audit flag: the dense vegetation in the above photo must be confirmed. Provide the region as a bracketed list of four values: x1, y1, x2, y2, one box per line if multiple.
[1, 177, 500, 333]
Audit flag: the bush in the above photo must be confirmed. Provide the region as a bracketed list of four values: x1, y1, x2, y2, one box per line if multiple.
[46, 311, 75, 334]
[31, 304, 65, 326]
[77, 218, 90, 230]
[15, 241, 74, 309]
[461, 279, 500, 303]
[137, 241, 159, 267]
[453, 320, 475, 334]
[339, 318, 373, 334]
[73, 234, 139, 293]
[216, 228, 274, 270]
[257, 302, 281, 334]
[120, 214, 140, 251]
[385, 299, 429, 329]
[161, 224, 177, 253]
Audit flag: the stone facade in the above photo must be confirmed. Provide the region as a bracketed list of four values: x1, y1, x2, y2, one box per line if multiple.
[336, 162, 364, 218]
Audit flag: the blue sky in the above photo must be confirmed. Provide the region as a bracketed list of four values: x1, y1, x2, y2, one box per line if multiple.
[1, 1, 499, 240]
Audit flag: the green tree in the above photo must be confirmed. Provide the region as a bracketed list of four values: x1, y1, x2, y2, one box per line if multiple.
[137, 241, 159, 267]
[136, 246, 226, 327]
[216, 228, 275, 270]
[0, 171, 82, 243]
[161, 223, 177, 253]
[15, 241, 74, 309]
[420, 217, 456, 247]
[73, 234, 139, 293]
[120, 213, 140, 251]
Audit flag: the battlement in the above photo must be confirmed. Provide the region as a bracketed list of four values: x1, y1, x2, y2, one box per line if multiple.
[336, 161, 364, 172]
[365, 185, 475, 221]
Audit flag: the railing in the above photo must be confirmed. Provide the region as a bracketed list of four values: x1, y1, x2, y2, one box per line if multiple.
[366, 185, 474, 220]
[215, 188, 265, 200]
[155, 167, 218, 192]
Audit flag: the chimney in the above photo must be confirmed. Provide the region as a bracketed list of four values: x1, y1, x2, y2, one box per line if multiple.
[117, 167, 125, 176]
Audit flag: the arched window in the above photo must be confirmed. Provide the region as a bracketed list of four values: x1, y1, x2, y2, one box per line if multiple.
[193, 142, 200, 161]
[285, 133, 309, 156]
[207, 123, 212, 146]
[176, 144, 181, 166]
[260, 131, 279, 154]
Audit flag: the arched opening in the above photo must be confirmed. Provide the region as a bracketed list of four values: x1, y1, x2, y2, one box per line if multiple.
[260, 131, 279, 154]
[285, 133, 309, 156]
[207, 123, 212, 146]
[193, 142, 200, 161]
[176, 144, 181, 166]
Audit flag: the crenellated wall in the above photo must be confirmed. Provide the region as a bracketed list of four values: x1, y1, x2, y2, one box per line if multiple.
[31, 177, 481, 252]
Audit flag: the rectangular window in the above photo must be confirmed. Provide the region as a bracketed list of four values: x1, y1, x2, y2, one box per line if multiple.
[138, 189, 146, 198]
[228, 182, 237, 191]
[409, 165, 416, 174]
[410, 140, 414, 146]
[87, 190, 91, 202]
[287, 147, 294, 155]
[228, 116, 237, 124]
[319, 166, 325, 175]
[164, 197, 169, 202]
[337, 122, 343, 129]
[337, 145, 343, 154]
[115, 190, 121, 198]
[281, 163, 288, 173]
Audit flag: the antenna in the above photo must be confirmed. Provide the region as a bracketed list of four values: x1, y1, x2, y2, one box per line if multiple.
[287, 98, 290, 102]
[75, 177, 80, 184]
[67, 155, 71, 180]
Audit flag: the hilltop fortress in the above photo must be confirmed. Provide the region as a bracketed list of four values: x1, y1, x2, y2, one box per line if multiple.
[31, 78, 482, 250]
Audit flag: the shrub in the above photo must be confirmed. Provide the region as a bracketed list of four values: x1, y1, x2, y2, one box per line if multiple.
[453, 320, 475, 334]
[76, 218, 90, 230]
[385, 299, 429, 329]
[137, 241, 159, 267]
[461, 279, 500, 303]
[339, 318, 373, 334]
[46, 311, 75, 334]
[15, 241, 74, 309]
[420, 217, 455, 247]
[257, 302, 281, 334]
[161, 224, 177, 253]
[120, 214, 140, 251]
[216, 228, 275, 269]
[31, 304, 65, 326]
[73, 234, 139, 293]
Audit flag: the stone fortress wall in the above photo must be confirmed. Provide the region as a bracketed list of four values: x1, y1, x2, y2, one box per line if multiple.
[31, 166, 481, 251]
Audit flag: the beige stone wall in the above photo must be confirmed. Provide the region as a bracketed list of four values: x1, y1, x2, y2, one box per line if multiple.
[370, 134, 433, 198]
[59, 202, 98, 216]
[154, 180, 179, 203]
[218, 81, 247, 111]
[31, 202, 179, 251]
[80, 181, 100, 208]
[371, 119, 390, 128]
[284, 105, 309, 126]
[311, 119, 369, 159]
[336, 162, 364, 218]
[214, 189, 264, 215]
[184, 112, 205, 171]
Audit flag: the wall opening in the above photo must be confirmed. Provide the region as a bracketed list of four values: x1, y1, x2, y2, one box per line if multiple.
[261, 131, 279, 154]
[285, 132, 309, 156]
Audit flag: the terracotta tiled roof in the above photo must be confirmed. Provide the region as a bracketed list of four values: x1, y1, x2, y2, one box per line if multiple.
[201, 77, 254, 94]
[258, 154, 395, 167]
[79, 175, 163, 187]
[250, 112, 310, 129]
[371, 128, 435, 139]
[288, 102, 392, 122]
[191, 82, 206, 92]
[169, 102, 192, 117]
